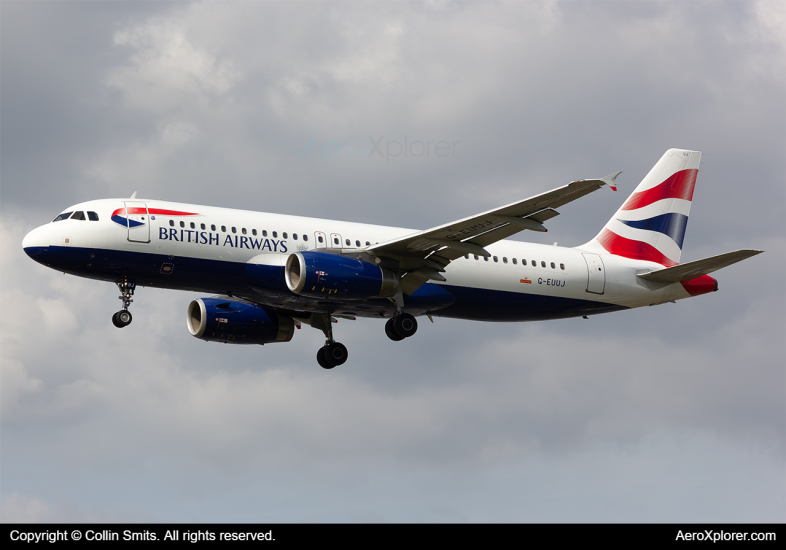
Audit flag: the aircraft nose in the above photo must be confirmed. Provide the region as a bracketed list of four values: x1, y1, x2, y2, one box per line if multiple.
[22, 224, 50, 260]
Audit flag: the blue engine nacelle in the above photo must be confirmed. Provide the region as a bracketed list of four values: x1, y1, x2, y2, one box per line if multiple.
[284, 251, 399, 299]
[187, 297, 295, 345]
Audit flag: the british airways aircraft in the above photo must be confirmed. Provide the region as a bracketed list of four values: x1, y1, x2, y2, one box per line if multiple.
[23, 149, 761, 368]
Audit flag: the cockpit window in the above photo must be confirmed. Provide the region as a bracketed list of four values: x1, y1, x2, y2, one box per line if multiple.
[53, 212, 73, 222]
[87, 212, 99, 221]
[70, 211, 86, 220]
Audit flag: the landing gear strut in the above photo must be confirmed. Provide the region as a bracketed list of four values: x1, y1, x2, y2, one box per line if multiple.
[312, 313, 348, 369]
[385, 312, 418, 341]
[112, 278, 135, 328]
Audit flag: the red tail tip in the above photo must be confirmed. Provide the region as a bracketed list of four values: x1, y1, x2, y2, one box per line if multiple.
[681, 274, 718, 296]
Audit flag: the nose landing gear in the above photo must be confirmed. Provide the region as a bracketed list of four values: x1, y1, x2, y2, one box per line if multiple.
[112, 278, 136, 328]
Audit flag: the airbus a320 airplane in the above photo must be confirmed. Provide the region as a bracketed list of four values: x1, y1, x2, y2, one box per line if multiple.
[23, 149, 761, 368]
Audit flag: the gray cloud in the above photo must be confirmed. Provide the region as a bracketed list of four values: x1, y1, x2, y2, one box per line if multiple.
[1, 0, 783, 522]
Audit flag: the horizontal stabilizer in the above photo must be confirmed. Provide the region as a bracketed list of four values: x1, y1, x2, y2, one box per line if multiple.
[637, 249, 763, 283]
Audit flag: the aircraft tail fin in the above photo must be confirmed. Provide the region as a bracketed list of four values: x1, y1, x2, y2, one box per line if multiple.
[584, 149, 701, 266]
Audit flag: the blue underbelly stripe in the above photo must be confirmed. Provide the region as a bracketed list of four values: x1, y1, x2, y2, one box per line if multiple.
[23, 245, 626, 321]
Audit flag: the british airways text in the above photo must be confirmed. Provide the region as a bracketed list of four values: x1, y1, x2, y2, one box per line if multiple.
[158, 228, 288, 252]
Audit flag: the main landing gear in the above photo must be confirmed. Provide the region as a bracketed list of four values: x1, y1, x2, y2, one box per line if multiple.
[112, 278, 136, 328]
[384, 288, 417, 341]
[312, 313, 348, 369]
[385, 312, 418, 341]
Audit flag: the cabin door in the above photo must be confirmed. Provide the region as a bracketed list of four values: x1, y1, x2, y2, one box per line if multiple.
[124, 201, 150, 243]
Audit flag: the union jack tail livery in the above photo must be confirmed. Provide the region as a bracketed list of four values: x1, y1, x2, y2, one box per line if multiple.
[588, 148, 700, 267]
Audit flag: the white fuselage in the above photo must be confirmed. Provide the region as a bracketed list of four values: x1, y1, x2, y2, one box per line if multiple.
[23, 197, 694, 322]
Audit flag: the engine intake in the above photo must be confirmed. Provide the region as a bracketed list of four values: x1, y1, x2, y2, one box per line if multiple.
[285, 251, 399, 299]
[187, 297, 294, 345]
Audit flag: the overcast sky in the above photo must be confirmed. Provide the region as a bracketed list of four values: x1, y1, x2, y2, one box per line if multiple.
[1, 1, 784, 522]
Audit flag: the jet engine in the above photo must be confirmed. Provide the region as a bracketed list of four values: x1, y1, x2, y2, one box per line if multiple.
[187, 297, 294, 345]
[284, 251, 399, 299]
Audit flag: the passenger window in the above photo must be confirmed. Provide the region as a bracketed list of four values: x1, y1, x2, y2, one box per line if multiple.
[200, 223, 205, 230]
[169, 220, 175, 227]
[293, 233, 298, 240]
[345, 239, 350, 246]
[512, 258, 517, 265]
[180, 221, 185, 228]
[366, 241, 370, 246]
[503, 257, 508, 264]
[356, 240, 361, 247]
[273, 231, 278, 238]
[560, 263, 565, 270]
[221, 226, 226, 232]
[493, 256, 498, 262]
[211, 224, 216, 231]
[551, 262, 556, 269]
[283, 232, 288, 239]
[484, 256, 489, 262]
[242, 228, 247, 235]
[474, 255, 479, 260]
[541, 261, 546, 268]
[464, 254, 469, 259]
[190, 222, 195, 229]
[531, 260, 536, 267]
[231, 227, 236, 234]
[252, 229, 257, 236]
[333, 237, 339, 245]
[318, 236, 324, 243]
[53, 212, 73, 222]
[70, 211, 85, 220]
[303, 234, 308, 242]
[262, 230, 267, 237]
[87, 212, 99, 221]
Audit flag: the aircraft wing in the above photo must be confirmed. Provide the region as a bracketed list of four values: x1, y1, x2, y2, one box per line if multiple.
[365, 172, 621, 293]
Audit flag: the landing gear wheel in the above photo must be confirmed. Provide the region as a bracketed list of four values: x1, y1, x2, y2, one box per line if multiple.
[324, 342, 348, 366]
[317, 347, 334, 369]
[112, 310, 132, 328]
[393, 313, 417, 339]
[385, 318, 405, 341]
